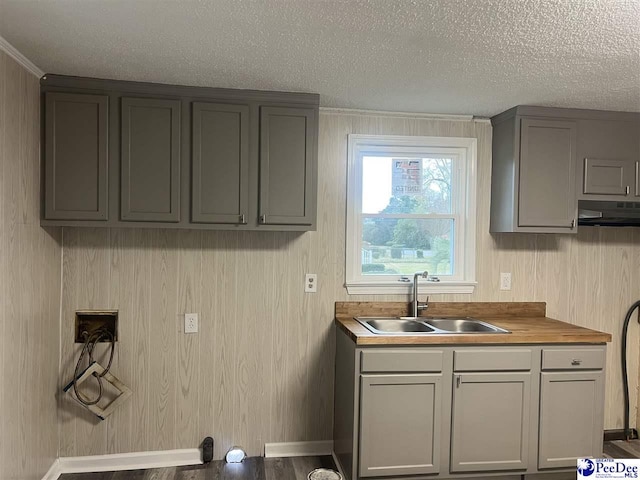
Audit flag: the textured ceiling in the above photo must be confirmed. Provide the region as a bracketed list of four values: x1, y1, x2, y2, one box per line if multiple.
[1, 0, 639, 116]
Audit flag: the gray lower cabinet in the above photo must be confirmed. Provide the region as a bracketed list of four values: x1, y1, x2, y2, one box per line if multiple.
[259, 106, 316, 226]
[120, 97, 181, 222]
[450, 372, 530, 472]
[538, 347, 605, 469]
[333, 331, 608, 480]
[538, 371, 604, 468]
[191, 102, 249, 224]
[359, 374, 441, 477]
[44, 92, 109, 220]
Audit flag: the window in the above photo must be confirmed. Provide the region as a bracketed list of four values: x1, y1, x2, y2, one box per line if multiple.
[346, 135, 477, 294]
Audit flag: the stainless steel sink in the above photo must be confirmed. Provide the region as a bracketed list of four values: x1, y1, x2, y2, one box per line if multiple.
[359, 318, 436, 334]
[423, 318, 509, 334]
[356, 316, 509, 335]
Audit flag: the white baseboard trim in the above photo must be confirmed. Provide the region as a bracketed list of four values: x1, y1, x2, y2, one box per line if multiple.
[50, 449, 201, 477]
[41, 460, 62, 480]
[264, 440, 333, 458]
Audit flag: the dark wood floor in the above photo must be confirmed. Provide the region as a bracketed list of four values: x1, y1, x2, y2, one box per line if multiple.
[604, 439, 640, 458]
[57, 443, 640, 479]
[59, 455, 337, 480]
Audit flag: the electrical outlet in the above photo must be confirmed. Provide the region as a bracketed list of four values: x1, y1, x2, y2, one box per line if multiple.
[184, 313, 198, 334]
[500, 273, 512, 291]
[305, 273, 317, 293]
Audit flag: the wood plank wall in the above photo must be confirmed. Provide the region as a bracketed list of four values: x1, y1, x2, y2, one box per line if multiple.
[59, 111, 640, 459]
[0, 51, 62, 479]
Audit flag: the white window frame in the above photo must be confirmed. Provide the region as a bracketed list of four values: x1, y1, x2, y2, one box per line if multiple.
[345, 134, 477, 295]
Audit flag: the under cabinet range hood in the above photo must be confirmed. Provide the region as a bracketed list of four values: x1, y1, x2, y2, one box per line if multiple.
[578, 200, 640, 227]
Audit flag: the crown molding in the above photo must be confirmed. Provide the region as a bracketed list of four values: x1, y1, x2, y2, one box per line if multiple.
[0, 35, 44, 78]
[319, 106, 484, 122]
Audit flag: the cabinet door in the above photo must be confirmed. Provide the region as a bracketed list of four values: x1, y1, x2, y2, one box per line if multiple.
[359, 374, 441, 477]
[519, 118, 577, 230]
[539, 371, 604, 468]
[192, 102, 249, 224]
[44, 92, 109, 220]
[259, 106, 316, 226]
[121, 97, 181, 222]
[583, 158, 636, 196]
[451, 372, 530, 472]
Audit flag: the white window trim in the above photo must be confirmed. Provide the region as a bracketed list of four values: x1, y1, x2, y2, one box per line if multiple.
[345, 134, 477, 295]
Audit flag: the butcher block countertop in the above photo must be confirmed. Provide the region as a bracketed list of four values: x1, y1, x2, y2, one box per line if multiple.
[335, 302, 612, 345]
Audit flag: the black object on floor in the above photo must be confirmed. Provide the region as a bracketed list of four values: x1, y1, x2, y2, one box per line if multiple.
[202, 437, 214, 463]
[621, 300, 640, 440]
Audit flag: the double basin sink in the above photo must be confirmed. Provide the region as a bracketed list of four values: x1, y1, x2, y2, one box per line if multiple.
[356, 317, 510, 335]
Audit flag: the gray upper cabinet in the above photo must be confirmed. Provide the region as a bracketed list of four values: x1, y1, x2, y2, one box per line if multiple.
[44, 92, 109, 220]
[359, 373, 441, 477]
[491, 107, 577, 233]
[40, 75, 319, 231]
[583, 158, 637, 196]
[259, 106, 316, 226]
[518, 119, 577, 229]
[578, 118, 640, 200]
[491, 106, 640, 233]
[121, 97, 181, 222]
[192, 102, 249, 224]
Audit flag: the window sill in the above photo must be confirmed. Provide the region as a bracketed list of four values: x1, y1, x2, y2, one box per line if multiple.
[345, 281, 477, 295]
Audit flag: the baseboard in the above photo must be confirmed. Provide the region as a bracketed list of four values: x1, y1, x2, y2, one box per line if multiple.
[604, 428, 639, 441]
[264, 440, 333, 458]
[51, 449, 201, 476]
[41, 460, 62, 480]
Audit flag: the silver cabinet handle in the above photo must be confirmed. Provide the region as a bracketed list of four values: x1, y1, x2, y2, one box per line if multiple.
[570, 219, 575, 229]
[571, 359, 582, 366]
[456, 376, 461, 388]
[239, 214, 246, 224]
[260, 214, 266, 224]
[625, 185, 630, 196]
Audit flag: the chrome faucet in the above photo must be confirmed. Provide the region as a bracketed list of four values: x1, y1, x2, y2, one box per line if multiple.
[412, 271, 429, 317]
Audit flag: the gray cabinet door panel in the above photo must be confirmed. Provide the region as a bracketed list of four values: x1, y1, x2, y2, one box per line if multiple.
[45, 92, 109, 220]
[359, 374, 441, 477]
[192, 102, 249, 224]
[518, 118, 577, 229]
[539, 371, 604, 468]
[451, 372, 530, 472]
[259, 106, 316, 226]
[583, 158, 636, 196]
[121, 97, 181, 222]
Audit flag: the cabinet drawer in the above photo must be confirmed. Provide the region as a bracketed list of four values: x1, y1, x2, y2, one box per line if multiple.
[360, 350, 443, 373]
[542, 348, 605, 370]
[454, 349, 532, 372]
